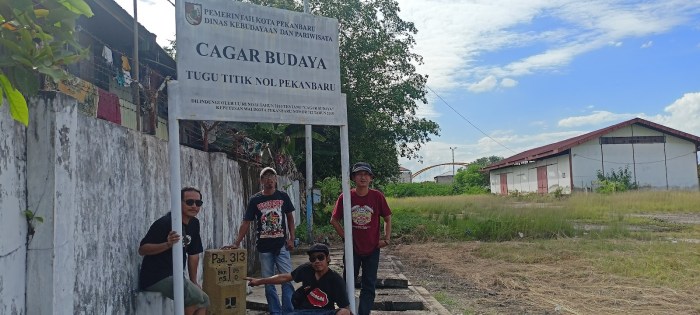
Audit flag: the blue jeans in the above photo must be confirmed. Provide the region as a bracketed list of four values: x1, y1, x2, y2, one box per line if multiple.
[287, 310, 339, 315]
[354, 248, 380, 315]
[260, 245, 294, 314]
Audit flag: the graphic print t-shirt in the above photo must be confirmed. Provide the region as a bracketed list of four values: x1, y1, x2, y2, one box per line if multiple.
[245, 190, 295, 253]
[331, 189, 391, 256]
[291, 263, 350, 310]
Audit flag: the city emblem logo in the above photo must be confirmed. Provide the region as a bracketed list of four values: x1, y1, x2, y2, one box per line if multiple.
[185, 2, 202, 26]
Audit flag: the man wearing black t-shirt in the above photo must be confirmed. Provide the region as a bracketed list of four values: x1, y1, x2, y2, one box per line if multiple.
[247, 244, 351, 315]
[225, 167, 296, 315]
[138, 187, 209, 315]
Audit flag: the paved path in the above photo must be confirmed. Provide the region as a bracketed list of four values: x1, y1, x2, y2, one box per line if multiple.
[245, 247, 449, 314]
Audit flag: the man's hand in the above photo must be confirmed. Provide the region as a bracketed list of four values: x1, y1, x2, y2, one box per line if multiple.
[286, 238, 295, 251]
[378, 239, 390, 248]
[221, 244, 239, 250]
[166, 231, 181, 248]
[246, 277, 262, 287]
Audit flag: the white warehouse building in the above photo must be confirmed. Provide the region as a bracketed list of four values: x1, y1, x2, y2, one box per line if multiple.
[483, 118, 700, 195]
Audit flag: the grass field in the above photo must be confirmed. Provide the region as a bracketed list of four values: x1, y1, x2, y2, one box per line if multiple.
[299, 190, 700, 313]
[387, 191, 700, 314]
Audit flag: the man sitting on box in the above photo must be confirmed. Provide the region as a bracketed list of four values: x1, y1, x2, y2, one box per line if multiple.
[247, 244, 352, 315]
[138, 187, 209, 315]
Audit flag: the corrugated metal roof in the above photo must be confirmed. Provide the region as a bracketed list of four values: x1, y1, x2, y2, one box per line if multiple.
[482, 117, 700, 171]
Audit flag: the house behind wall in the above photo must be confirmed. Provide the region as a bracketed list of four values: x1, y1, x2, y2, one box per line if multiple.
[486, 118, 700, 195]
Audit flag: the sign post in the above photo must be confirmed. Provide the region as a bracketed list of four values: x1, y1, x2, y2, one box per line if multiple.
[171, 0, 353, 313]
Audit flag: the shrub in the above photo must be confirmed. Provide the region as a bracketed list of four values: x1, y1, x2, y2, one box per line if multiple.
[383, 182, 457, 197]
[596, 167, 638, 193]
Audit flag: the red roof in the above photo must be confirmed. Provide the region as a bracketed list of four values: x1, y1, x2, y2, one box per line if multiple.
[483, 117, 700, 171]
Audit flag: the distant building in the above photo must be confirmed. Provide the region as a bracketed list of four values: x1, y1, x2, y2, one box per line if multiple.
[399, 166, 412, 183]
[434, 172, 454, 185]
[483, 118, 700, 195]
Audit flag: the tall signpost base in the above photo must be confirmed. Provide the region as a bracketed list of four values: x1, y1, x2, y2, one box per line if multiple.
[167, 81, 185, 315]
[339, 124, 355, 314]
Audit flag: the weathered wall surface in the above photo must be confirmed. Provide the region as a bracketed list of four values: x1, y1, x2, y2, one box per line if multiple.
[489, 155, 571, 195]
[0, 102, 28, 315]
[7, 93, 301, 314]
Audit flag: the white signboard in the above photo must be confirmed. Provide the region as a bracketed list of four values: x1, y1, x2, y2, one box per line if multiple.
[175, 0, 346, 125]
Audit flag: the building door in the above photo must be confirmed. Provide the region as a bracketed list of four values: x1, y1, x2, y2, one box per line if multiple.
[537, 166, 548, 194]
[500, 173, 508, 195]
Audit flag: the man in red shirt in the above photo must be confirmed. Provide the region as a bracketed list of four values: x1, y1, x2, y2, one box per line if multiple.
[330, 162, 392, 315]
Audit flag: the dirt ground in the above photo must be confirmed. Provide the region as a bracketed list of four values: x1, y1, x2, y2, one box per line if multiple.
[391, 214, 700, 315]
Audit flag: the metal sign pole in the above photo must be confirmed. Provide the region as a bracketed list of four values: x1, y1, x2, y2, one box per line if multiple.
[339, 124, 355, 313]
[305, 125, 313, 243]
[303, 0, 314, 245]
[167, 81, 185, 315]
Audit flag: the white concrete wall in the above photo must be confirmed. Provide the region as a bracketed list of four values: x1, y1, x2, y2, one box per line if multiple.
[8, 93, 302, 314]
[26, 94, 79, 315]
[0, 101, 28, 315]
[632, 127, 667, 188]
[570, 137, 603, 190]
[664, 135, 698, 189]
[489, 155, 571, 194]
[571, 124, 699, 190]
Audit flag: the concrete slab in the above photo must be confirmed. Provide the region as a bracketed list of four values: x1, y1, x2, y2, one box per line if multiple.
[244, 247, 450, 314]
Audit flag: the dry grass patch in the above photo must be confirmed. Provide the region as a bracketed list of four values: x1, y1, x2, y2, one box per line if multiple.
[393, 242, 700, 315]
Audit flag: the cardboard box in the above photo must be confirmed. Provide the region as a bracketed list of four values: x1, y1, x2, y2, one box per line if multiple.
[203, 249, 247, 315]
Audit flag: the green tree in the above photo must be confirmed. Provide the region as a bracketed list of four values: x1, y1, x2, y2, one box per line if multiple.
[473, 155, 504, 167]
[245, 0, 440, 182]
[0, 0, 93, 125]
[454, 156, 503, 193]
[243, 122, 326, 163]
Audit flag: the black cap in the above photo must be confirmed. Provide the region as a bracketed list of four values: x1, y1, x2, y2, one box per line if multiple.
[307, 243, 330, 256]
[351, 162, 373, 176]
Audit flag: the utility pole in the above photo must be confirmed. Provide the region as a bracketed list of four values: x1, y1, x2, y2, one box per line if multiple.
[449, 147, 457, 176]
[133, 0, 140, 132]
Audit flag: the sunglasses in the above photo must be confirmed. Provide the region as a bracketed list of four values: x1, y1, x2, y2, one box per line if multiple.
[309, 253, 326, 262]
[184, 199, 203, 207]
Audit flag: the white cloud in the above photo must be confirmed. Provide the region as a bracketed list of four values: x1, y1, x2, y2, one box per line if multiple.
[646, 92, 700, 135]
[557, 92, 700, 134]
[468, 75, 498, 92]
[397, 0, 700, 101]
[500, 78, 518, 88]
[558, 111, 639, 127]
[641, 40, 654, 48]
[529, 120, 547, 128]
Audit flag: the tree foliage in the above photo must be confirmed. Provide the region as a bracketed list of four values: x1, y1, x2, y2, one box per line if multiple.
[245, 0, 440, 182]
[0, 0, 93, 125]
[454, 156, 503, 193]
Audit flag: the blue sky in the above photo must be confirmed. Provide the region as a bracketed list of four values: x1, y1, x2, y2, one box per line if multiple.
[115, 0, 700, 181]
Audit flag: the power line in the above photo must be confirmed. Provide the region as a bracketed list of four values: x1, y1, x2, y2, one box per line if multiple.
[425, 85, 516, 154]
[165, 0, 175, 7]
